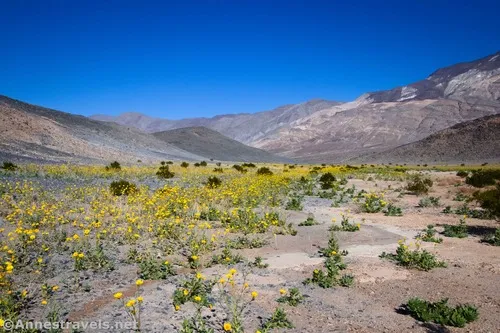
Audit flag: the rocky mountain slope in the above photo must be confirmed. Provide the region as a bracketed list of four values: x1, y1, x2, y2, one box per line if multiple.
[91, 99, 341, 144]
[0, 96, 284, 163]
[91, 52, 500, 163]
[153, 127, 290, 162]
[351, 114, 500, 164]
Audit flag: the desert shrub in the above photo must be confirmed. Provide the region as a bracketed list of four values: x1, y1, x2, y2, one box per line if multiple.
[329, 214, 360, 232]
[456, 170, 468, 178]
[232, 164, 247, 173]
[384, 204, 403, 216]
[276, 288, 304, 307]
[443, 216, 468, 238]
[105, 161, 121, 171]
[285, 195, 303, 211]
[406, 174, 433, 195]
[200, 160, 207, 166]
[241, 162, 256, 168]
[256, 167, 273, 175]
[298, 216, 318, 226]
[481, 228, 500, 246]
[180, 162, 189, 168]
[213, 167, 224, 173]
[109, 180, 137, 196]
[403, 298, 478, 328]
[453, 192, 469, 202]
[249, 256, 268, 268]
[139, 256, 175, 280]
[193, 162, 201, 167]
[226, 236, 267, 249]
[156, 165, 175, 179]
[417, 225, 443, 243]
[361, 193, 387, 213]
[466, 169, 500, 187]
[206, 176, 222, 188]
[380, 242, 446, 271]
[473, 185, 500, 218]
[210, 247, 243, 266]
[418, 196, 441, 207]
[319, 172, 336, 189]
[260, 308, 294, 330]
[1, 161, 17, 171]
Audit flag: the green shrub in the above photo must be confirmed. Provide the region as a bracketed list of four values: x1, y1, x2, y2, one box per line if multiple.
[226, 236, 268, 249]
[139, 256, 175, 280]
[232, 164, 247, 173]
[200, 161, 207, 166]
[180, 162, 189, 168]
[285, 196, 303, 211]
[384, 204, 403, 216]
[298, 216, 318, 226]
[1, 161, 18, 171]
[466, 169, 500, 187]
[443, 217, 468, 238]
[260, 308, 294, 330]
[406, 174, 433, 195]
[481, 228, 500, 246]
[213, 167, 224, 173]
[456, 170, 468, 178]
[109, 180, 137, 196]
[319, 172, 336, 189]
[404, 298, 478, 328]
[105, 161, 121, 171]
[418, 196, 441, 207]
[329, 214, 360, 232]
[473, 185, 500, 218]
[276, 288, 304, 307]
[206, 176, 222, 188]
[417, 225, 443, 243]
[380, 242, 446, 271]
[256, 167, 273, 175]
[156, 165, 175, 179]
[241, 162, 256, 168]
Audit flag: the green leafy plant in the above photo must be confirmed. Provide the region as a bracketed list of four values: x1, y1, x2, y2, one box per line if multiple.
[456, 170, 469, 178]
[249, 256, 268, 269]
[466, 169, 500, 187]
[417, 225, 443, 243]
[406, 174, 433, 195]
[298, 216, 318, 226]
[481, 228, 500, 246]
[109, 180, 138, 196]
[473, 185, 500, 218]
[285, 195, 303, 211]
[380, 242, 446, 271]
[361, 192, 387, 213]
[443, 216, 468, 238]
[418, 196, 441, 207]
[329, 214, 360, 232]
[384, 203, 403, 216]
[156, 164, 175, 179]
[139, 257, 175, 280]
[226, 236, 268, 249]
[276, 288, 303, 306]
[260, 307, 294, 331]
[210, 247, 244, 266]
[256, 167, 273, 175]
[206, 176, 222, 188]
[403, 297, 478, 328]
[1, 161, 18, 171]
[319, 172, 336, 189]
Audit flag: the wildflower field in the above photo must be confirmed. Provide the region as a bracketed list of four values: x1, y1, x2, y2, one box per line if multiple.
[0, 162, 499, 332]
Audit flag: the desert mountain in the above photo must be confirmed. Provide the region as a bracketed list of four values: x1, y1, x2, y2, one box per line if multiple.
[0, 96, 285, 163]
[253, 51, 500, 162]
[351, 114, 500, 164]
[91, 52, 500, 163]
[91, 99, 341, 144]
[153, 127, 289, 162]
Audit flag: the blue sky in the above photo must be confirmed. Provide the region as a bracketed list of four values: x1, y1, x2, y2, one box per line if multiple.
[1, 0, 499, 119]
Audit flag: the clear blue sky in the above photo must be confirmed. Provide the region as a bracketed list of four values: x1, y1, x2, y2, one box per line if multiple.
[1, 0, 499, 119]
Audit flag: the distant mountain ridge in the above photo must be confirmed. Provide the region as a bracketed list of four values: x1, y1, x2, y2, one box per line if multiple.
[351, 114, 500, 164]
[90, 51, 500, 163]
[153, 127, 290, 162]
[0, 95, 287, 163]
